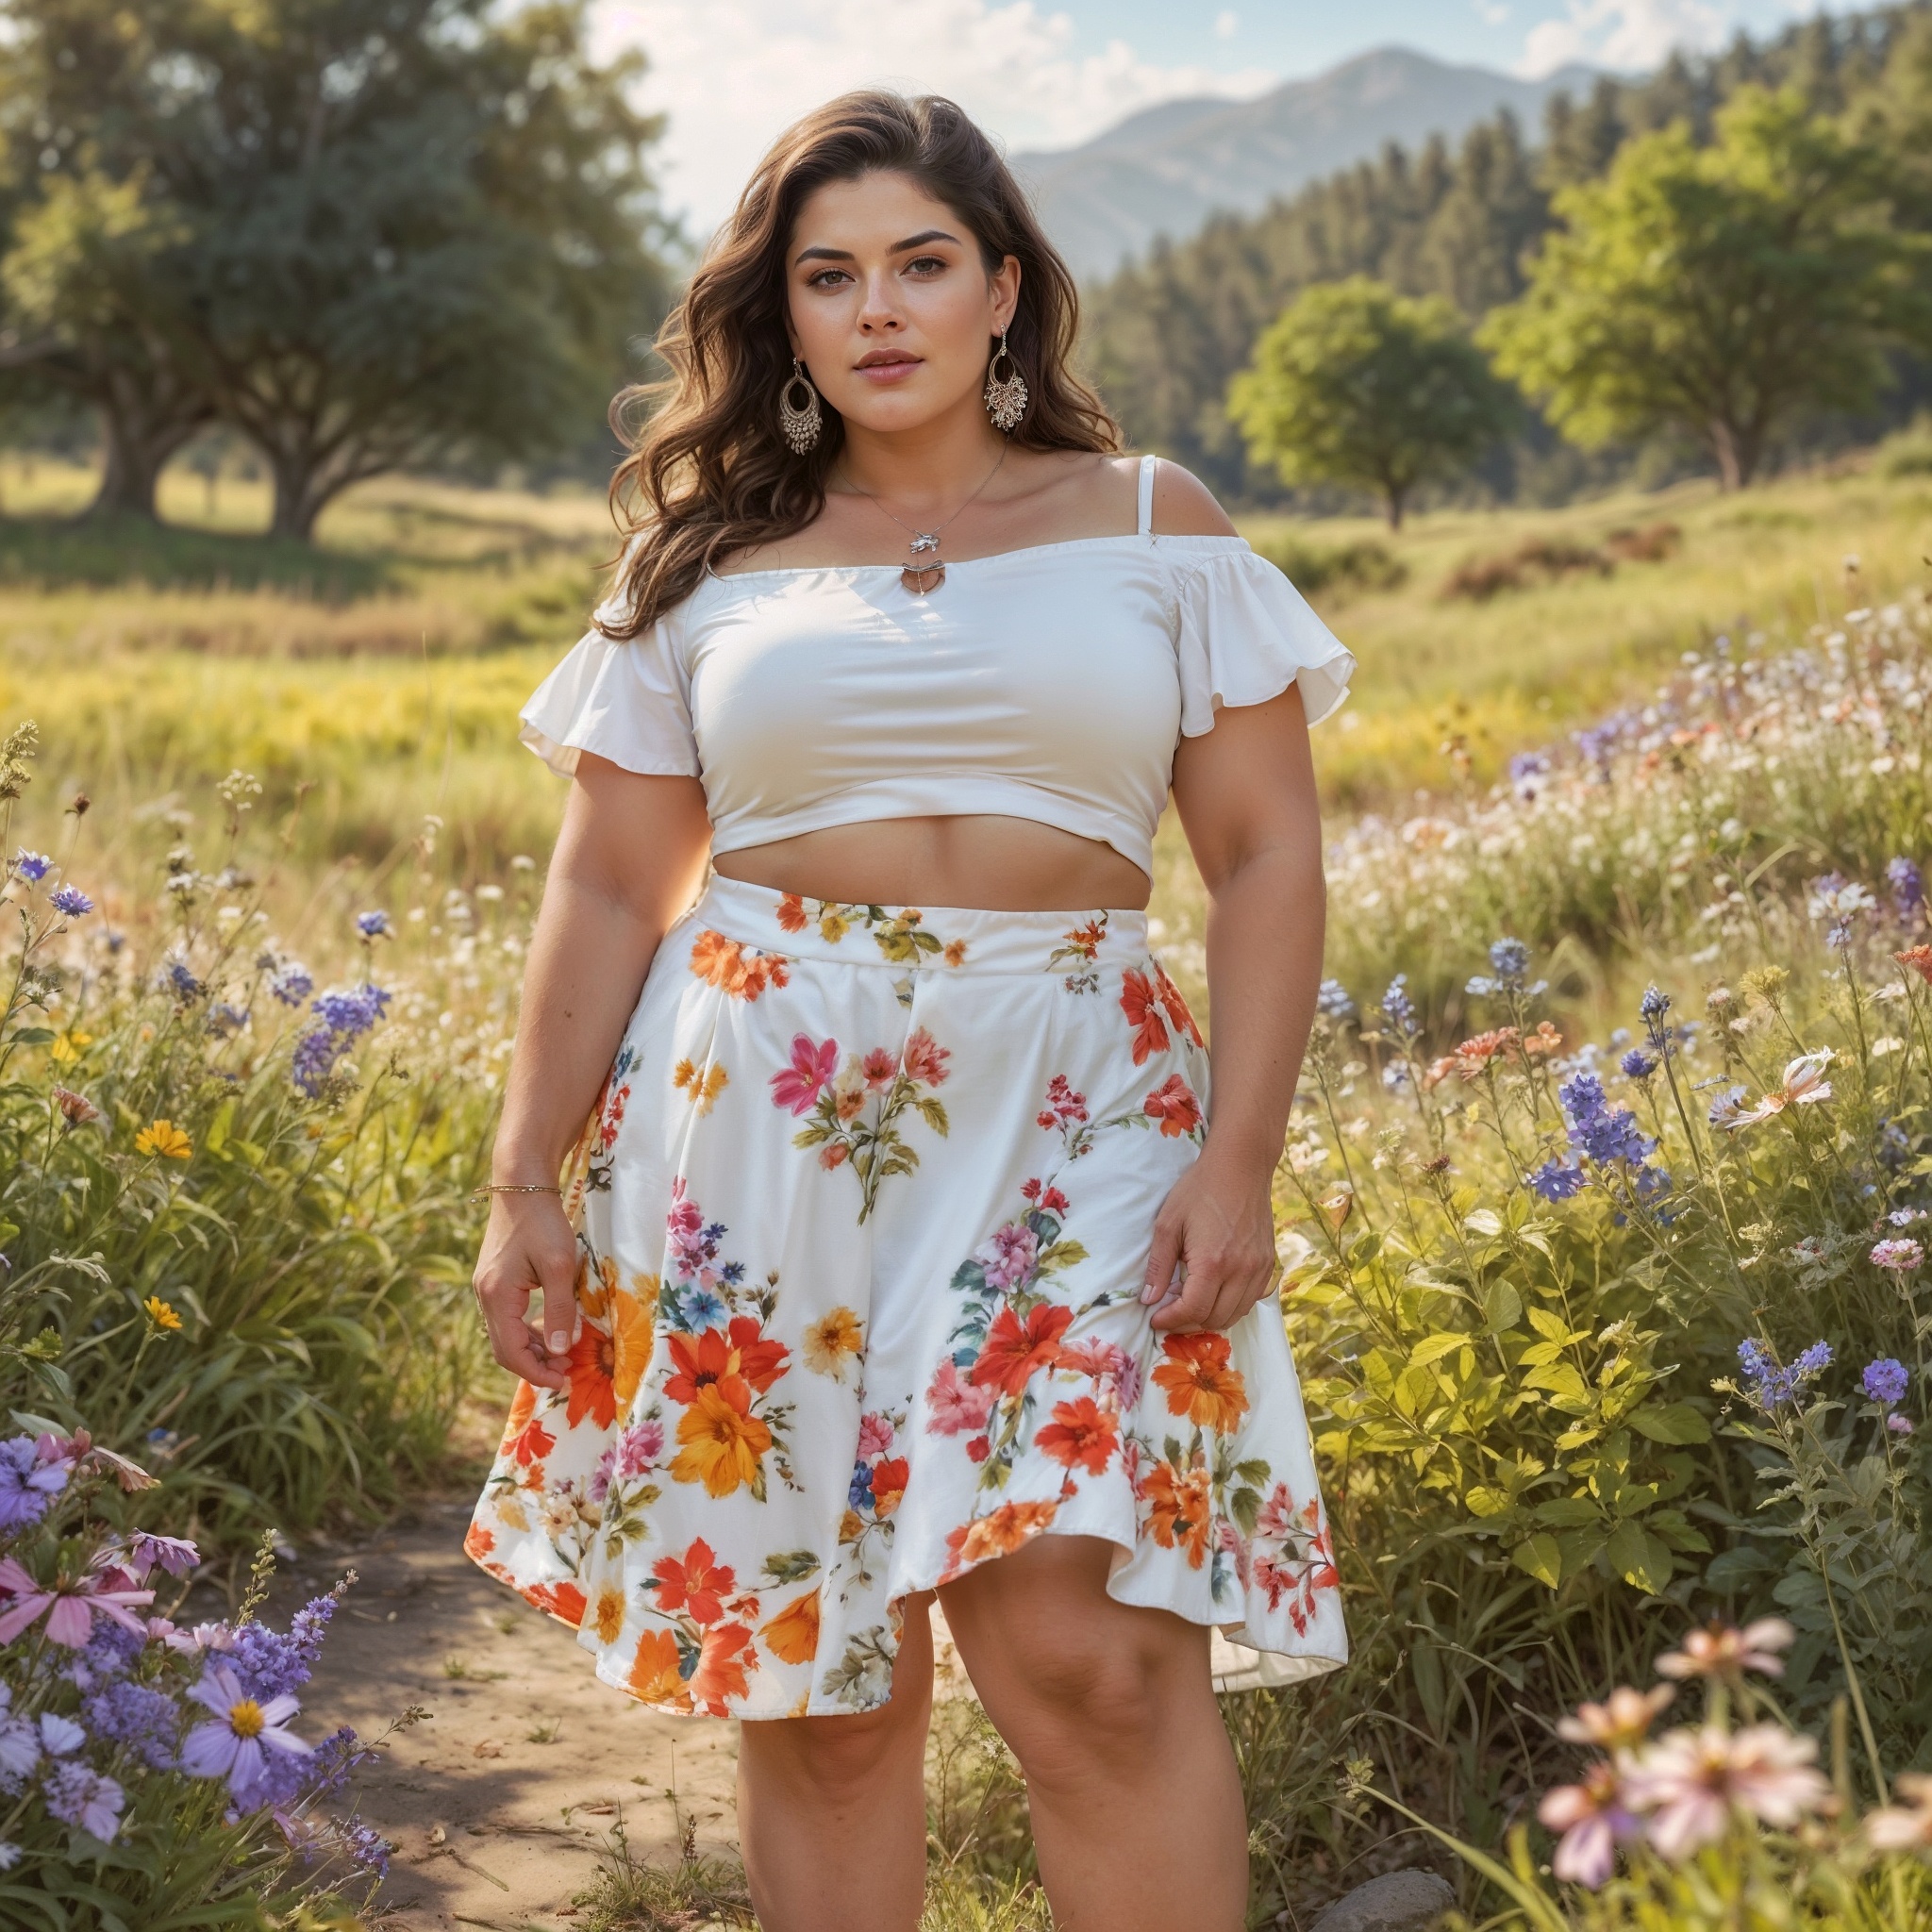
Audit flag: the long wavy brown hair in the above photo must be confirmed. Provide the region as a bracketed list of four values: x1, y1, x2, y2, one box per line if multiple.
[598, 90, 1121, 638]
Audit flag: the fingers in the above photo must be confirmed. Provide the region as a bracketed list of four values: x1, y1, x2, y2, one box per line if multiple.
[1147, 1229, 1276, 1333]
[477, 1274, 572, 1391]
[1140, 1210, 1183, 1311]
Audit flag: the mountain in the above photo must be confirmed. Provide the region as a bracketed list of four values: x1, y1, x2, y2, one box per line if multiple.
[1009, 46, 1603, 279]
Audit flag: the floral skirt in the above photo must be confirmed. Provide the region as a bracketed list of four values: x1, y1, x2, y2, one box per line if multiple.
[465, 876, 1348, 1719]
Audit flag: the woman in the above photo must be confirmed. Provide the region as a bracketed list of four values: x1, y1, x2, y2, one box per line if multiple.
[467, 91, 1351, 1932]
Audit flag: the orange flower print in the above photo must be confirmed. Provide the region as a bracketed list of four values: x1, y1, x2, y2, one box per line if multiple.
[1154, 961, 1205, 1047]
[627, 1626, 688, 1706]
[663, 1326, 753, 1411]
[1142, 1460, 1213, 1569]
[690, 1621, 755, 1714]
[1120, 969, 1172, 1065]
[1036, 1396, 1119, 1476]
[1152, 1330, 1249, 1434]
[576, 1251, 616, 1318]
[775, 892, 808, 933]
[672, 1057, 729, 1114]
[593, 1587, 627, 1644]
[869, 1457, 910, 1519]
[463, 1523, 495, 1561]
[760, 1587, 823, 1665]
[608, 1283, 656, 1408]
[727, 1314, 790, 1393]
[672, 1384, 774, 1496]
[942, 939, 968, 967]
[1142, 1074, 1203, 1138]
[940, 1498, 1059, 1582]
[651, 1539, 735, 1626]
[970, 1302, 1074, 1398]
[901, 1025, 951, 1088]
[689, 928, 790, 1001]
[565, 1324, 619, 1430]
[526, 1580, 590, 1625]
[499, 1381, 556, 1467]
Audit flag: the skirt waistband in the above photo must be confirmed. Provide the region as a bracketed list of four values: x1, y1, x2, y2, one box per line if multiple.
[687, 874, 1152, 977]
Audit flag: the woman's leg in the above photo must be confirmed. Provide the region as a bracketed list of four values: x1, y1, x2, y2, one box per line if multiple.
[735, 1592, 936, 1932]
[938, 1535, 1249, 1932]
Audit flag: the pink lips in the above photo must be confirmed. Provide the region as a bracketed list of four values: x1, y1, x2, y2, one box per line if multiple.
[855, 354, 921, 382]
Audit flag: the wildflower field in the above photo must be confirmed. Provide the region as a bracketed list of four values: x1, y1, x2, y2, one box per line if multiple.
[6, 454, 1932, 1926]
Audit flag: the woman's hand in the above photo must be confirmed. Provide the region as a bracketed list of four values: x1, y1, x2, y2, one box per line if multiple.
[473, 1193, 582, 1392]
[1140, 1151, 1282, 1333]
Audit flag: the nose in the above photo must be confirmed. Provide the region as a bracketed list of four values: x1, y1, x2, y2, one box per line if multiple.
[856, 266, 903, 336]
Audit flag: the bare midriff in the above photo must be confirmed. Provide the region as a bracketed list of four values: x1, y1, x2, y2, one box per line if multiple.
[709, 814, 1153, 913]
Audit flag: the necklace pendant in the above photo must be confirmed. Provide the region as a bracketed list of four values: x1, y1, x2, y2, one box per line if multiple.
[908, 532, 940, 556]
[902, 560, 945, 595]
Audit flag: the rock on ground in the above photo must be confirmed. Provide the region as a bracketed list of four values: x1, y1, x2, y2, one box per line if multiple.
[1307, 1868, 1458, 1932]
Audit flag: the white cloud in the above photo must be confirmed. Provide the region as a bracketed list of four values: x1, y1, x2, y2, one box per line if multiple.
[1473, 1, 1510, 24]
[1214, 9, 1240, 38]
[591, 0, 1274, 232]
[1516, 0, 1730, 75]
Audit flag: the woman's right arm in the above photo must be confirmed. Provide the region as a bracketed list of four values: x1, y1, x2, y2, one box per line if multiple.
[473, 753, 712, 1392]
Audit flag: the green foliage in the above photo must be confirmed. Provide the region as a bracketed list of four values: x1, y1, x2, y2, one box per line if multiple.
[1228, 278, 1516, 528]
[1482, 88, 1929, 490]
[1247, 530, 1408, 600]
[0, 720, 503, 1540]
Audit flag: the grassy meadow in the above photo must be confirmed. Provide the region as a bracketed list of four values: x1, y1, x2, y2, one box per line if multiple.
[10, 446, 1932, 1926]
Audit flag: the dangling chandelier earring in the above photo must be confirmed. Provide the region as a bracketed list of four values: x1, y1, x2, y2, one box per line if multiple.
[778, 357, 823, 454]
[984, 328, 1028, 433]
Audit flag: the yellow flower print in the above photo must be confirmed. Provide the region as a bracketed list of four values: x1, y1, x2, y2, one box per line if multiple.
[576, 1253, 617, 1320]
[802, 1307, 864, 1381]
[818, 908, 849, 942]
[134, 1119, 192, 1159]
[50, 1029, 92, 1065]
[609, 1281, 657, 1408]
[143, 1296, 182, 1332]
[671, 1385, 773, 1497]
[760, 1587, 822, 1665]
[593, 1587, 626, 1644]
[672, 1058, 729, 1114]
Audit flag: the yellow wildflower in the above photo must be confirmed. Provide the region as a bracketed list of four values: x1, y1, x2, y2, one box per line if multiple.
[49, 1029, 92, 1065]
[143, 1297, 183, 1332]
[134, 1120, 192, 1159]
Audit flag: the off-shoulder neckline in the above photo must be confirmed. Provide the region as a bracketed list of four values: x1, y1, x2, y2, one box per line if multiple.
[702, 530, 1255, 586]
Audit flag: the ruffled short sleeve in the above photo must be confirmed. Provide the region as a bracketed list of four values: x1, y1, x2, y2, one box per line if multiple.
[1174, 547, 1357, 737]
[517, 599, 700, 781]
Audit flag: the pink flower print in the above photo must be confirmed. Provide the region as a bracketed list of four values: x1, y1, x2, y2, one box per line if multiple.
[925, 1358, 997, 1436]
[1058, 1339, 1141, 1407]
[976, 1222, 1040, 1291]
[617, 1420, 664, 1477]
[1255, 1480, 1298, 1542]
[1036, 1074, 1088, 1129]
[1217, 1521, 1250, 1589]
[901, 1027, 950, 1088]
[861, 1048, 898, 1091]
[1254, 1552, 1292, 1611]
[771, 1035, 839, 1116]
[599, 1082, 630, 1152]
[856, 1411, 896, 1458]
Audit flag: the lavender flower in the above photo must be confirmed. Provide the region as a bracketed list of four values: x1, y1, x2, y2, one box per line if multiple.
[11, 851, 51, 882]
[355, 910, 391, 939]
[1316, 978, 1355, 1020]
[1561, 1073, 1660, 1168]
[1864, 1358, 1910, 1407]
[1890, 857, 1924, 923]
[82, 1679, 180, 1772]
[42, 1762, 124, 1841]
[310, 985, 390, 1037]
[1467, 936, 1546, 999]
[1639, 985, 1672, 1049]
[1621, 1048, 1658, 1080]
[270, 963, 314, 1007]
[227, 1594, 337, 1704]
[49, 886, 92, 917]
[1528, 1158, 1588, 1201]
[0, 1434, 68, 1531]
[1738, 1338, 1833, 1411]
[159, 961, 204, 1002]
[1379, 974, 1416, 1036]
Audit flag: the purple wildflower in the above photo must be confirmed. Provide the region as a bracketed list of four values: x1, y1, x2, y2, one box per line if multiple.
[270, 963, 314, 1006]
[1528, 1158, 1589, 1201]
[128, 1532, 199, 1579]
[1890, 857, 1924, 923]
[1316, 978, 1355, 1020]
[1864, 1358, 1910, 1407]
[181, 1664, 310, 1803]
[160, 961, 204, 1002]
[49, 886, 92, 917]
[1621, 1047, 1658, 1080]
[82, 1679, 180, 1772]
[11, 851, 51, 882]
[309, 984, 390, 1037]
[1739, 1337, 1833, 1410]
[1379, 974, 1416, 1036]
[1639, 985, 1672, 1049]
[0, 1434, 68, 1532]
[1890, 1414, 1916, 1434]
[1560, 1073, 1659, 1167]
[227, 1594, 337, 1704]
[355, 910, 391, 939]
[42, 1762, 124, 1841]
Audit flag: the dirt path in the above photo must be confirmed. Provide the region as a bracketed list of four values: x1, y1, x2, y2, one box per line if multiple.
[274, 1497, 741, 1931]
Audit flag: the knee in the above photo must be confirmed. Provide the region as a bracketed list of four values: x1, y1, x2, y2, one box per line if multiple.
[992, 1624, 1179, 1785]
[743, 1693, 926, 1806]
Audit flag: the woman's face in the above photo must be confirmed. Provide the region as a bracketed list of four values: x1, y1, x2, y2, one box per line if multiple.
[784, 170, 1019, 438]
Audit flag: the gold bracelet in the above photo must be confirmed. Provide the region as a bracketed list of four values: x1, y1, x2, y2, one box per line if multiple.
[471, 1182, 563, 1202]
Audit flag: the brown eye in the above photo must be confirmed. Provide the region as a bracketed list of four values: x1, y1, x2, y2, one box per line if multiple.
[905, 256, 946, 275]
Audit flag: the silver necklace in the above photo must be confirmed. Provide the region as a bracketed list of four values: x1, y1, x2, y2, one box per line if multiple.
[842, 442, 1008, 595]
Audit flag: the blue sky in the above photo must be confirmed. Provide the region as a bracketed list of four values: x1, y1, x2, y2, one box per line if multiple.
[589, 1, 1868, 228]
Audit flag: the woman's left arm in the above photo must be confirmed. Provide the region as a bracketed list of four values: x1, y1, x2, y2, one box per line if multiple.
[1143, 679, 1326, 1331]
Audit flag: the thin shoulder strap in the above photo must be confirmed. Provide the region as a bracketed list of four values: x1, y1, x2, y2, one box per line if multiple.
[1137, 452, 1158, 537]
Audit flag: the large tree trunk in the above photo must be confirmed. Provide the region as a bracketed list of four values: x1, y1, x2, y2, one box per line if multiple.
[266, 446, 331, 541]
[89, 367, 210, 520]
[1707, 417, 1768, 491]
[1385, 481, 1407, 530]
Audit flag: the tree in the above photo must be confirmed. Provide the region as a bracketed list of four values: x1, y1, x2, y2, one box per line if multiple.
[1481, 86, 1928, 491]
[0, 0, 675, 534]
[1226, 276, 1514, 528]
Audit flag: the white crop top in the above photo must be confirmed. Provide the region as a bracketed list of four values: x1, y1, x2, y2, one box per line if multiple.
[519, 455, 1356, 878]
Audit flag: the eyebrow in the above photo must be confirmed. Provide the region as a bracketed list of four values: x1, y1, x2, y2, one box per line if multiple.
[794, 228, 961, 265]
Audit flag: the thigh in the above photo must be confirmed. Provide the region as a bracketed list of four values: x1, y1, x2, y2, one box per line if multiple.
[937, 1535, 1214, 1761]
